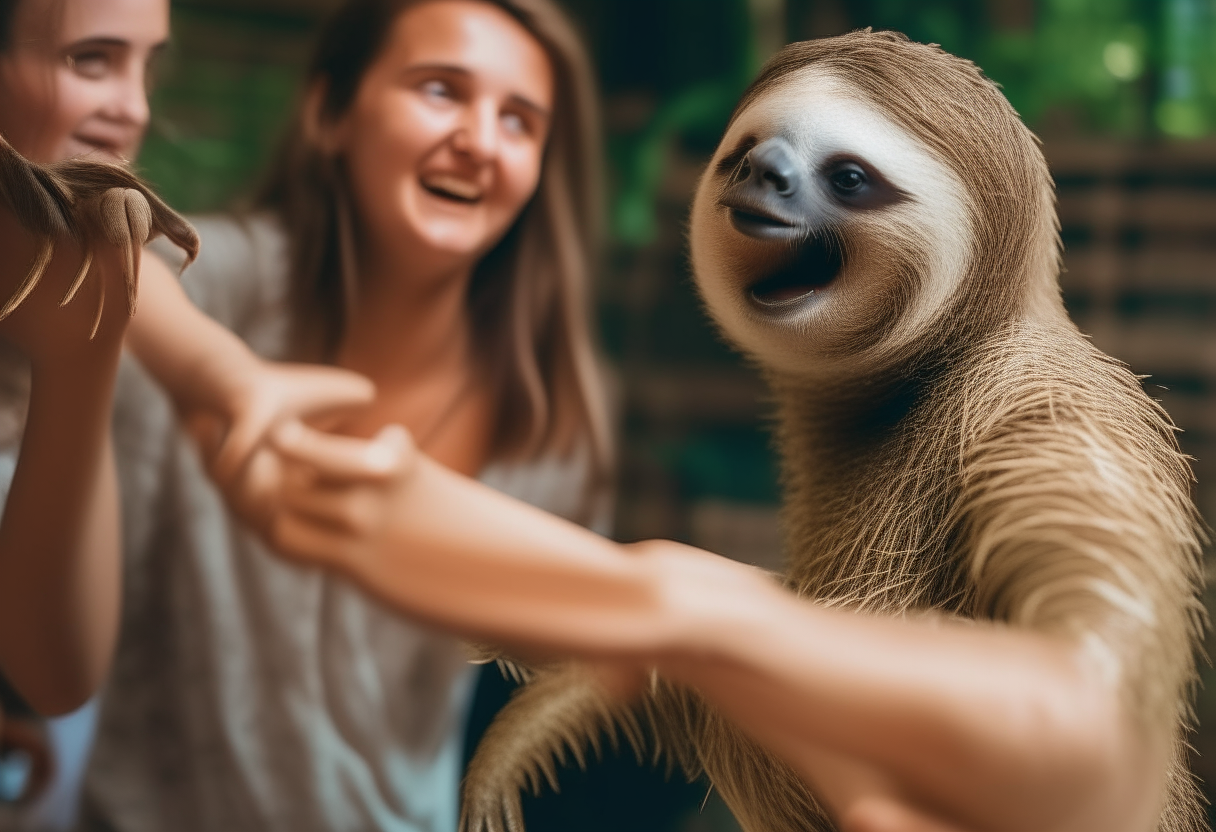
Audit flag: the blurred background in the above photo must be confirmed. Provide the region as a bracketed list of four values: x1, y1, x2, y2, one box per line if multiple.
[137, 0, 1216, 827]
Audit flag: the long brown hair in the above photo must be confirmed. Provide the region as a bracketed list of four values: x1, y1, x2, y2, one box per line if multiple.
[0, 0, 19, 49]
[259, 0, 611, 487]
[0, 0, 64, 55]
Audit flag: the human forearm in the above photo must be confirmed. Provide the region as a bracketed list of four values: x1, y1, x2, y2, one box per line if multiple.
[125, 252, 260, 413]
[285, 450, 673, 655]
[0, 352, 122, 714]
[661, 581, 1158, 832]
[127, 253, 377, 488]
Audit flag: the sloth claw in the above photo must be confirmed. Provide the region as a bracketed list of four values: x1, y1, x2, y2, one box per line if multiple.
[60, 247, 94, 308]
[460, 792, 524, 832]
[97, 187, 152, 317]
[0, 133, 197, 333]
[89, 279, 106, 340]
[0, 237, 54, 321]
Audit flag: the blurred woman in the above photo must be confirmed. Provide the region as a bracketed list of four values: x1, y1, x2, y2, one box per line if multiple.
[0, 0, 188, 825]
[82, 2, 619, 830]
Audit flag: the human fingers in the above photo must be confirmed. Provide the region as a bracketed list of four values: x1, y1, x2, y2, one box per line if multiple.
[210, 397, 280, 485]
[278, 476, 381, 536]
[212, 366, 375, 483]
[270, 508, 358, 568]
[274, 421, 415, 483]
[279, 365, 376, 417]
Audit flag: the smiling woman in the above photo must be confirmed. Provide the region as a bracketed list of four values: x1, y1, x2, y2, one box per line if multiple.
[0, 0, 173, 821]
[260, 0, 610, 477]
[0, 0, 167, 163]
[79, 2, 628, 831]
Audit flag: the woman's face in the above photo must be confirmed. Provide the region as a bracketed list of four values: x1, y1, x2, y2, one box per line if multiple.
[333, 0, 554, 272]
[0, 0, 168, 163]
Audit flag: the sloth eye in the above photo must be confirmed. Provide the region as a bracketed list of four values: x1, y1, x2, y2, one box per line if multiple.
[829, 165, 867, 195]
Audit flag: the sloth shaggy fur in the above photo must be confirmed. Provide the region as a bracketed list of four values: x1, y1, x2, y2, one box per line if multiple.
[462, 31, 1208, 832]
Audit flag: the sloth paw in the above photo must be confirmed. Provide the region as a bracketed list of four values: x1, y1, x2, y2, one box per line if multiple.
[53, 187, 155, 337]
[92, 186, 153, 316]
[459, 789, 526, 832]
[0, 134, 196, 335]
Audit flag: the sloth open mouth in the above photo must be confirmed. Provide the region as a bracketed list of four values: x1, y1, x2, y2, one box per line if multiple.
[729, 206, 795, 238]
[420, 173, 484, 204]
[723, 198, 800, 241]
[746, 233, 843, 307]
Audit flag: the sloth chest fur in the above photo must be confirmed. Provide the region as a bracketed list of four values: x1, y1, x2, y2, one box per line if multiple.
[779, 401, 973, 615]
[774, 327, 1194, 628]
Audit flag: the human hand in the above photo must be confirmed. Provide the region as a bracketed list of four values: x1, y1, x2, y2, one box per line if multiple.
[185, 362, 377, 535]
[267, 421, 417, 569]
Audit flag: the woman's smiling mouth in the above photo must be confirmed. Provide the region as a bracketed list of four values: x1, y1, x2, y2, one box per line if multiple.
[68, 132, 131, 161]
[420, 172, 484, 204]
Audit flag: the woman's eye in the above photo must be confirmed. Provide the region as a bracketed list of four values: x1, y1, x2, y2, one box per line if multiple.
[420, 79, 453, 101]
[67, 50, 112, 80]
[501, 111, 527, 136]
[830, 166, 867, 195]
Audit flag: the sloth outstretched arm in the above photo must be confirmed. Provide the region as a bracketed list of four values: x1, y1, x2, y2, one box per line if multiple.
[0, 138, 196, 713]
[267, 418, 1175, 832]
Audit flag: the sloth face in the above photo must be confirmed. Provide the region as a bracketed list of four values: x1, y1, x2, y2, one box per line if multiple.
[690, 69, 974, 379]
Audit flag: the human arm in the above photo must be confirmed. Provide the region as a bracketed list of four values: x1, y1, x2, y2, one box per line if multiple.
[124, 251, 375, 521]
[0, 190, 127, 713]
[655, 568, 1154, 832]
[0, 139, 200, 713]
[269, 421, 1171, 832]
[271, 423, 683, 655]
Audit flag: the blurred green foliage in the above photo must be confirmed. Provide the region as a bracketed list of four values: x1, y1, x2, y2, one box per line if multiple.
[594, 0, 1216, 245]
[138, 1, 1216, 216]
[137, 3, 314, 211]
[878, 0, 1216, 140]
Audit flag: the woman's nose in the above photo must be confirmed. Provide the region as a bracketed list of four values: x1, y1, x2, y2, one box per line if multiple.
[105, 68, 151, 131]
[452, 99, 499, 162]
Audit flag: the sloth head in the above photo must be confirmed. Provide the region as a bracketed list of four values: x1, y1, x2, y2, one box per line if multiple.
[690, 31, 1062, 382]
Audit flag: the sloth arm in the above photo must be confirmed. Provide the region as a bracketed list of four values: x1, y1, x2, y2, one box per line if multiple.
[659, 408, 1181, 832]
[0, 207, 128, 714]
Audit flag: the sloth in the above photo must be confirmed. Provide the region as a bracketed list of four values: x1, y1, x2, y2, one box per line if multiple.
[462, 31, 1207, 832]
[0, 132, 198, 329]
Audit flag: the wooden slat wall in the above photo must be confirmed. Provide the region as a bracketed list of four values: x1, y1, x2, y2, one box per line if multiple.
[1049, 140, 1216, 524]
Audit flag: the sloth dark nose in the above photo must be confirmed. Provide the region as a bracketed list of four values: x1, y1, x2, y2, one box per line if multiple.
[745, 137, 802, 198]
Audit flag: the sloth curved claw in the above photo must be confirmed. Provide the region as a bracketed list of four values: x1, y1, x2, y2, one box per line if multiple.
[459, 793, 524, 832]
[60, 247, 94, 308]
[89, 282, 105, 341]
[97, 187, 153, 317]
[0, 237, 54, 321]
[0, 134, 197, 333]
